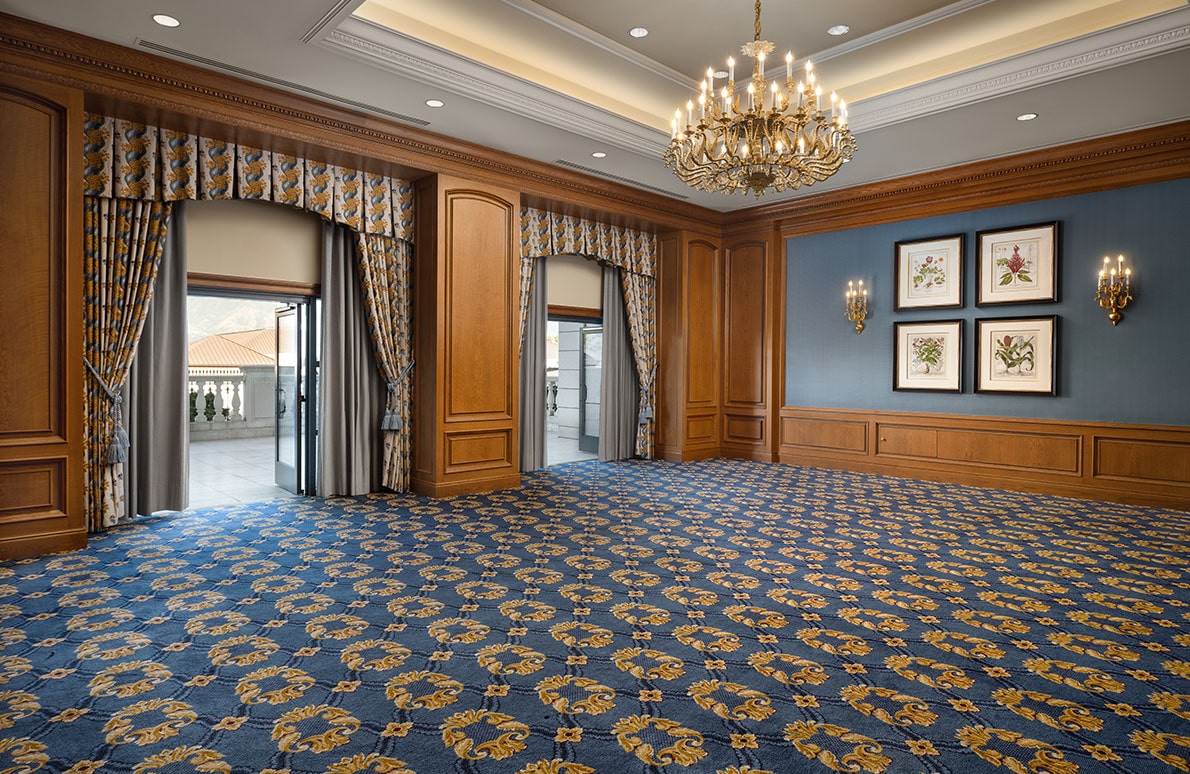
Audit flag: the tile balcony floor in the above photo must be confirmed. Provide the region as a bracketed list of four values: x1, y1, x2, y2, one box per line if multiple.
[190, 431, 594, 509]
[188, 435, 299, 510]
[547, 428, 596, 465]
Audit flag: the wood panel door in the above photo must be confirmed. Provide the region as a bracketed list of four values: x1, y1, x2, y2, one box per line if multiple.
[0, 72, 84, 558]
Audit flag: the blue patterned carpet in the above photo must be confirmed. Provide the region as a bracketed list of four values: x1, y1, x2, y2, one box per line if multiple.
[2, 459, 1188, 773]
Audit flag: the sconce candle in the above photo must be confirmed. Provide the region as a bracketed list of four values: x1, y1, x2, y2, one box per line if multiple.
[845, 280, 869, 334]
[1095, 254, 1133, 325]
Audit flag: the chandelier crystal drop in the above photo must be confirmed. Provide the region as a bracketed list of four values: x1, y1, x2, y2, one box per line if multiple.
[663, 0, 857, 197]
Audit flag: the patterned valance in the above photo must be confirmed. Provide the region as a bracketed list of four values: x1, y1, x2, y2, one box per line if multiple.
[83, 113, 413, 242]
[520, 208, 655, 278]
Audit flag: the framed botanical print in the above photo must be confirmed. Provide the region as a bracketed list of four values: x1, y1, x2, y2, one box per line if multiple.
[893, 320, 963, 392]
[975, 315, 1057, 395]
[976, 222, 1058, 305]
[895, 233, 964, 309]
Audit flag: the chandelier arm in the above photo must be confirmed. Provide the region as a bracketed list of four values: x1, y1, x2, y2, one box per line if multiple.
[663, 0, 856, 196]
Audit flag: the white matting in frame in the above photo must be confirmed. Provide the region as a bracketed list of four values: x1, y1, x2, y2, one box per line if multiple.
[895, 233, 964, 309]
[977, 222, 1058, 305]
[976, 315, 1057, 394]
[894, 320, 963, 392]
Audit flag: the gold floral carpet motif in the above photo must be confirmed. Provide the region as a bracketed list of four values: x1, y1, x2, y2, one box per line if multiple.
[1, 458, 1188, 772]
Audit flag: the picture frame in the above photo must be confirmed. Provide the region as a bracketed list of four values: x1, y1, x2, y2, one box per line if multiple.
[895, 233, 964, 309]
[976, 221, 1058, 305]
[893, 320, 963, 392]
[975, 315, 1057, 395]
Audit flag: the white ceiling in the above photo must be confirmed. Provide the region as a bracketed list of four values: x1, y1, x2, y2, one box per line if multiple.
[3, 0, 1189, 212]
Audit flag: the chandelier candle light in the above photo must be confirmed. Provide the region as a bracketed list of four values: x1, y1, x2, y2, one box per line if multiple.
[845, 279, 868, 334]
[664, 0, 857, 197]
[1096, 254, 1133, 325]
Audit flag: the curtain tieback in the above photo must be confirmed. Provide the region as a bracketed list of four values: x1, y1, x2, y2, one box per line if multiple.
[382, 360, 415, 431]
[637, 368, 656, 425]
[84, 357, 130, 463]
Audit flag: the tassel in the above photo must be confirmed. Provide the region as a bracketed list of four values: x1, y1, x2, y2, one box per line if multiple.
[106, 395, 130, 463]
[381, 412, 403, 431]
[638, 404, 653, 424]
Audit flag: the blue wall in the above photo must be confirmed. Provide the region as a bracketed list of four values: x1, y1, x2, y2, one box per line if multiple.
[785, 177, 1190, 425]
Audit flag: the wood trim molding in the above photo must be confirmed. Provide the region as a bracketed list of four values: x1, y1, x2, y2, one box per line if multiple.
[779, 406, 1190, 510]
[548, 304, 601, 321]
[188, 272, 319, 297]
[727, 121, 1190, 237]
[0, 12, 721, 235]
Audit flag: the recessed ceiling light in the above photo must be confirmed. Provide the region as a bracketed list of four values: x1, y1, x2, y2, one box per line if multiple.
[628, 27, 649, 38]
[425, 99, 445, 108]
[591, 152, 607, 159]
[152, 13, 180, 27]
[1017, 112, 1038, 121]
[827, 24, 850, 36]
[714, 70, 729, 79]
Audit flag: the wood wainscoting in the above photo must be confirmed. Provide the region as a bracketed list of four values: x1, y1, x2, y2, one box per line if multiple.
[779, 407, 1190, 510]
[0, 71, 85, 559]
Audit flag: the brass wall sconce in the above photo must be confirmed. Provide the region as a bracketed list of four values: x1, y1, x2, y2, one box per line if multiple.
[845, 279, 869, 334]
[1095, 254, 1133, 325]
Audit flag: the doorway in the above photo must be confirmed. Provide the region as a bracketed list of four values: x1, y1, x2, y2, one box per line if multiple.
[186, 291, 318, 507]
[547, 315, 601, 465]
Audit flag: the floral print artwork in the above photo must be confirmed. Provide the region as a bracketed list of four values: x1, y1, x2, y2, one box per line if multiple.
[992, 238, 1040, 290]
[910, 335, 946, 376]
[992, 332, 1036, 377]
[909, 250, 948, 297]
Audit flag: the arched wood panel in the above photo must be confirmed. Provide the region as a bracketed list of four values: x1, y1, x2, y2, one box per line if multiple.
[412, 176, 520, 497]
[0, 72, 83, 558]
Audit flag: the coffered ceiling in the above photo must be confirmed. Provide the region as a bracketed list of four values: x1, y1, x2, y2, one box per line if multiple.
[2, 0, 1188, 211]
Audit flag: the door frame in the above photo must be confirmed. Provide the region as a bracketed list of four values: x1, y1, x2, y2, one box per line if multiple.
[188, 277, 320, 494]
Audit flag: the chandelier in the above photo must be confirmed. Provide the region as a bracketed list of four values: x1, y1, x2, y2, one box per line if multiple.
[663, 0, 857, 197]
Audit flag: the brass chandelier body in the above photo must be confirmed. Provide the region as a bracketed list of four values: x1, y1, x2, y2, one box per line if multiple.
[664, 0, 857, 197]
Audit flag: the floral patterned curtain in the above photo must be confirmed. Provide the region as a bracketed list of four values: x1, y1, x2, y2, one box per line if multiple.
[83, 114, 415, 240]
[81, 113, 417, 529]
[83, 197, 172, 530]
[519, 208, 657, 457]
[356, 234, 414, 491]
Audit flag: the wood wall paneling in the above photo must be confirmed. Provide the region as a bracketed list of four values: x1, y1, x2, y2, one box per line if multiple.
[655, 232, 684, 460]
[0, 71, 84, 558]
[781, 408, 1190, 510]
[781, 417, 868, 454]
[685, 239, 720, 409]
[655, 231, 722, 461]
[719, 233, 775, 460]
[1094, 436, 1190, 486]
[723, 243, 766, 406]
[444, 191, 513, 421]
[411, 175, 520, 497]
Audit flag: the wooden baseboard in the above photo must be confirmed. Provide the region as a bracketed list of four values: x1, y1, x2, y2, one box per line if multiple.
[0, 528, 86, 560]
[778, 407, 1190, 511]
[411, 472, 521, 499]
[721, 446, 775, 463]
[656, 446, 720, 463]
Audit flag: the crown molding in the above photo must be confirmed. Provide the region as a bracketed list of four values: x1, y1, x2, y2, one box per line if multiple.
[849, 5, 1190, 132]
[319, 16, 670, 159]
[725, 120, 1190, 236]
[319, 6, 1190, 165]
[495, 0, 692, 89]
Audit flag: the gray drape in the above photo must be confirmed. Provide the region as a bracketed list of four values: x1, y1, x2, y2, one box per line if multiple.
[519, 257, 548, 471]
[125, 202, 188, 518]
[599, 265, 638, 461]
[319, 222, 385, 495]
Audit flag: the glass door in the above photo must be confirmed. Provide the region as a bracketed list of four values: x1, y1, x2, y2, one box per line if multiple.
[578, 325, 602, 454]
[274, 304, 302, 493]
